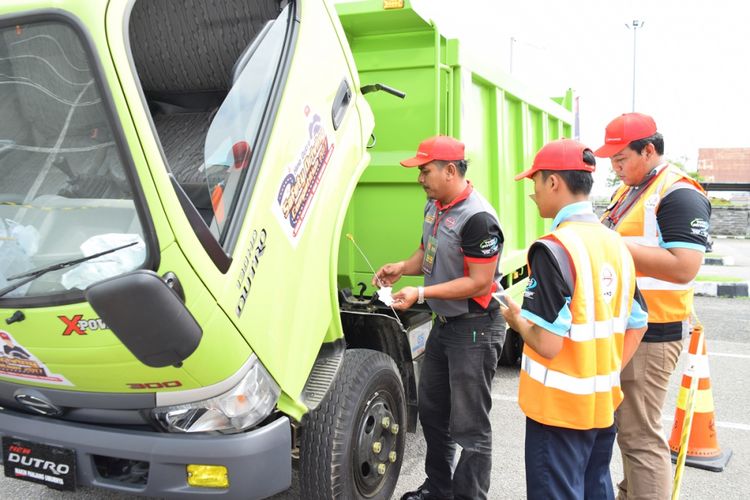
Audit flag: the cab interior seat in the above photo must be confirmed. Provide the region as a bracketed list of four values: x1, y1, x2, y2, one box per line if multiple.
[128, 0, 281, 189]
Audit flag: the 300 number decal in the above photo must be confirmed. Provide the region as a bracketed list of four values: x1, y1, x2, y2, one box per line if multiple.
[126, 380, 182, 390]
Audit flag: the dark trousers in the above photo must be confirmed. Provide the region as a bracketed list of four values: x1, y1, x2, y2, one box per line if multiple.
[525, 417, 617, 500]
[418, 312, 504, 500]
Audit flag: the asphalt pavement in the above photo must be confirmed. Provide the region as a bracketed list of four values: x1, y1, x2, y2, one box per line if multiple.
[390, 295, 750, 499]
[700, 237, 750, 285]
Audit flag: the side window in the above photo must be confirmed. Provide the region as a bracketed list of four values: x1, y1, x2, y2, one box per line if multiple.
[203, 14, 289, 237]
[0, 20, 147, 300]
[129, 0, 292, 242]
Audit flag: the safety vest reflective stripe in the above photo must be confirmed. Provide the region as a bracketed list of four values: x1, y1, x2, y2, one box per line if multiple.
[522, 353, 621, 395]
[637, 276, 693, 291]
[644, 173, 672, 237]
[617, 241, 634, 331]
[569, 317, 627, 342]
[556, 227, 595, 323]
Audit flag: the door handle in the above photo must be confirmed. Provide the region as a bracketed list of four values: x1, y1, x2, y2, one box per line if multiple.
[331, 78, 352, 130]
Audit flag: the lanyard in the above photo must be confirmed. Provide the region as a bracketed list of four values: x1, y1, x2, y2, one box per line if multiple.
[432, 206, 453, 237]
[604, 167, 666, 227]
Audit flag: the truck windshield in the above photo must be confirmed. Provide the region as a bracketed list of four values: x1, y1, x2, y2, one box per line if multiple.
[0, 20, 146, 299]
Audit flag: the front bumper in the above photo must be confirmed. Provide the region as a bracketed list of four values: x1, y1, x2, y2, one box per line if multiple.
[0, 408, 291, 499]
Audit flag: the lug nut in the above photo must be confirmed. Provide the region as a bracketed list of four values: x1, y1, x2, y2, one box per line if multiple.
[390, 423, 399, 435]
[389, 451, 397, 463]
[377, 463, 387, 475]
[381, 416, 391, 429]
[372, 441, 382, 454]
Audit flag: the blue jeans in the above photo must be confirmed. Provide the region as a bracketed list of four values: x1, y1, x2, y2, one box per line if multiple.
[418, 311, 504, 500]
[525, 417, 617, 500]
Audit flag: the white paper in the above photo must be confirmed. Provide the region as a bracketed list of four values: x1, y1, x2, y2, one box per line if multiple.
[0, 219, 39, 297]
[61, 233, 145, 290]
[376, 286, 395, 306]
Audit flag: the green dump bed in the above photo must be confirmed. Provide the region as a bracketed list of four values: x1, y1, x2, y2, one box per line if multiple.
[336, 0, 573, 299]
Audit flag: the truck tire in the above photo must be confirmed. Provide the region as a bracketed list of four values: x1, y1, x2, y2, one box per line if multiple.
[499, 328, 522, 366]
[299, 349, 406, 500]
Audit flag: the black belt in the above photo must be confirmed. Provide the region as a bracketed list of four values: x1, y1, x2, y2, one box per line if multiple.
[436, 311, 494, 324]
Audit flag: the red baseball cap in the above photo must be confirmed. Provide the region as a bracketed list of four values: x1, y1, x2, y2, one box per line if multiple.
[594, 112, 658, 158]
[400, 135, 465, 167]
[0, 331, 10, 340]
[515, 139, 595, 181]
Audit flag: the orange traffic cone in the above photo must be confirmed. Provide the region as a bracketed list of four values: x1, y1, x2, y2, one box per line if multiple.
[668, 324, 732, 472]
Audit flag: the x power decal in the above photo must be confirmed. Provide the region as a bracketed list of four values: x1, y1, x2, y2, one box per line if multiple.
[58, 315, 84, 336]
[58, 315, 108, 336]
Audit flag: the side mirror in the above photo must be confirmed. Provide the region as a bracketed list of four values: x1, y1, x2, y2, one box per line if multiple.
[85, 270, 202, 368]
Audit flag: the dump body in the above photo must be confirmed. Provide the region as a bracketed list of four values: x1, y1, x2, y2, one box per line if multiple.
[336, 1, 573, 299]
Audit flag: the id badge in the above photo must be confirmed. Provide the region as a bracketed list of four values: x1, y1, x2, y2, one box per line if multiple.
[422, 235, 438, 275]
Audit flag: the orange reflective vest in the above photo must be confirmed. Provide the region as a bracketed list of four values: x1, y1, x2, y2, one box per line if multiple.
[603, 165, 706, 324]
[518, 220, 636, 430]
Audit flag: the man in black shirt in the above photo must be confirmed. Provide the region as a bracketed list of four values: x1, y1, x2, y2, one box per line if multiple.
[502, 138, 648, 500]
[595, 113, 711, 499]
[374, 135, 504, 500]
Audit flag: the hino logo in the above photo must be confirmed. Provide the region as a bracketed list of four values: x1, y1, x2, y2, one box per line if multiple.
[7, 453, 70, 475]
[14, 393, 62, 416]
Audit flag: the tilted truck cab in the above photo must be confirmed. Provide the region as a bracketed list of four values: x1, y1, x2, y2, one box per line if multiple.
[0, 1, 572, 498]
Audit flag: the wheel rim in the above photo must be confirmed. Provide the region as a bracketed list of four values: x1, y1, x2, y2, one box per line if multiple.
[352, 389, 401, 497]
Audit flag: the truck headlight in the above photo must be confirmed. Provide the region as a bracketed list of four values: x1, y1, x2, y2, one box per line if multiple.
[152, 355, 280, 433]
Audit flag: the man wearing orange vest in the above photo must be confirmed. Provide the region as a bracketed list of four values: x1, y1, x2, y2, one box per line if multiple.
[502, 139, 648, 500]
[594, 113, 711, 500]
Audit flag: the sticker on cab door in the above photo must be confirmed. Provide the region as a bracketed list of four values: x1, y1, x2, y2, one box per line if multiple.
[0, 330, 72, 386]
[273, 108, 334, 245]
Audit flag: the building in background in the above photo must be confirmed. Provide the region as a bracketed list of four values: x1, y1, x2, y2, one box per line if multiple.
[698, 148, 750, 204]
[698, 148, 750, 183]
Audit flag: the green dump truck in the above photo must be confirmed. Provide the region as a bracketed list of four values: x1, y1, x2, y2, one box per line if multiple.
[0, 0, 572, 498]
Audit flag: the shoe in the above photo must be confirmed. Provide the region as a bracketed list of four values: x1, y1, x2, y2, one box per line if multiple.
[400, 481, 452, 500]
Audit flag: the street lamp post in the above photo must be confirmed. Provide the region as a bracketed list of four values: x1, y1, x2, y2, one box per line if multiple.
[626, 20, 645, 112]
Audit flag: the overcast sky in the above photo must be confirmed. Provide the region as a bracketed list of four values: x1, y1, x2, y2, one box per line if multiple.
[412, 0, 750, 193]
[338, 0, 750, 195]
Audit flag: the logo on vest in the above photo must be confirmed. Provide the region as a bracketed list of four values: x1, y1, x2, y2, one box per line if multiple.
[600, 264, 617, 304]
[644, 194, 659, 211]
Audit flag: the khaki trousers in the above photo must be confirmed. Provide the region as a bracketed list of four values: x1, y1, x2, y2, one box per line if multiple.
[614, 339, 683, 500]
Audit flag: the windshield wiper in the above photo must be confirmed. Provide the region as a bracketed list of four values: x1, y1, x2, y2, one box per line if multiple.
[0, 241, 138, 299]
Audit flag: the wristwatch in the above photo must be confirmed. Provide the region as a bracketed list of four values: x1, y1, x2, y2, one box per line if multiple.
[417, 286, 425, 304]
